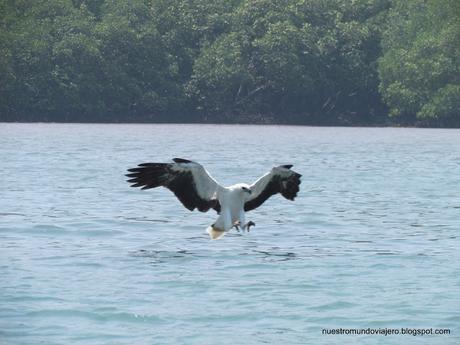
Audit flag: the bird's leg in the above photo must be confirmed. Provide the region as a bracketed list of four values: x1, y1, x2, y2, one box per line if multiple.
[232, 221, 241, 232]
[223, 209, 232, 232]
[243, 221, 256, 232]
[238, 210, 247, 232]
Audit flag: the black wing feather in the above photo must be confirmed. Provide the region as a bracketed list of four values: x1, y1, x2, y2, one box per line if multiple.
[126, 163, 220, 213]
[244, 170, 301, 212]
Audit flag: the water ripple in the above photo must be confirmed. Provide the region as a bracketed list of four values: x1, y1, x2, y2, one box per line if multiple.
[1, 124, 460, 345]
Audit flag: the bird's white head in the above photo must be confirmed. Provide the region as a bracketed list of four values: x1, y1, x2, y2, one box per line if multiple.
[232, 183, 252, 195]
[241, 185, 252, 195]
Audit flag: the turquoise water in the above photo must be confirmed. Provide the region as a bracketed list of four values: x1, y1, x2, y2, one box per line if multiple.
[1, 123, 459, 345]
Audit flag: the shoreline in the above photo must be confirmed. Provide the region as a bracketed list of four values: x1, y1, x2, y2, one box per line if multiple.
[1, 121, 459, 129]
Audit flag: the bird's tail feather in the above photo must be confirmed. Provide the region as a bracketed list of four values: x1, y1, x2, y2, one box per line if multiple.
[206, 225, 226, 240]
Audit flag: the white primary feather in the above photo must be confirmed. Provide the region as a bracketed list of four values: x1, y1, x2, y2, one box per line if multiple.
[171, 161, 222, 200]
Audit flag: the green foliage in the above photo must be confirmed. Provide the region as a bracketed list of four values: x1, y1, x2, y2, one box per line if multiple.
[189, 0, 390, 123]
[188, 32, 251, 118]
[1, 0, 98, 120]
[378, 0, 460, 126]
[94, 0, 182, 120]
[0, 0, 457, 126]
[418, 84, 460, 125]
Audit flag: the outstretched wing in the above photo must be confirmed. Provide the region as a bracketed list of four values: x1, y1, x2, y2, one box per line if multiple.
[126, 158, 221, 213]
[244, 165, 301, 212]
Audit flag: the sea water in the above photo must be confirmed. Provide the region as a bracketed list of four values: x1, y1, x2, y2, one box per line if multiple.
[1, 124, 459, 344]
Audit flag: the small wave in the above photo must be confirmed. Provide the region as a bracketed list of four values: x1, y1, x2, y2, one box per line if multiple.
[4, 224, 69, 235]
[0, 212, 27, 217]
[310, 300, 357, 311]
[117, 216, 172, 223]
[25, 309, 166, 324]
[5, 295, 66, 302]
[252, 249, 297, 261]
[129, 249, 205, 263]
[73, 229, 125, 237]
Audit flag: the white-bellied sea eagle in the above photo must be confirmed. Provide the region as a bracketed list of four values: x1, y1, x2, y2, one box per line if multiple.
[126, 158, 301, 239]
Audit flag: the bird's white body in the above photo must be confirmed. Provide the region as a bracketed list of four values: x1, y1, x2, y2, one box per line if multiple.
[213, 184, 250, 231]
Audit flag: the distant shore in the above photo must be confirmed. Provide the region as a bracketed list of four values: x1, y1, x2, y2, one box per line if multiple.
[1, 120, 459, 129]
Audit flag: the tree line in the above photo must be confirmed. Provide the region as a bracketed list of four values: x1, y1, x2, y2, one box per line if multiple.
[0, 0, 458, 126]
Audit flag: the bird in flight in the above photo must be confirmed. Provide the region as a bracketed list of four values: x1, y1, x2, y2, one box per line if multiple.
[126, 158, 301, 239]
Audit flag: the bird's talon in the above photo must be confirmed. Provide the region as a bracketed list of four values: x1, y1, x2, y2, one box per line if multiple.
[243, 221, 255, 231]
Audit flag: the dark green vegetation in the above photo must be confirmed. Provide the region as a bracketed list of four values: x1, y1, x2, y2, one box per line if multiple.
[0, 0, 458, 126]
